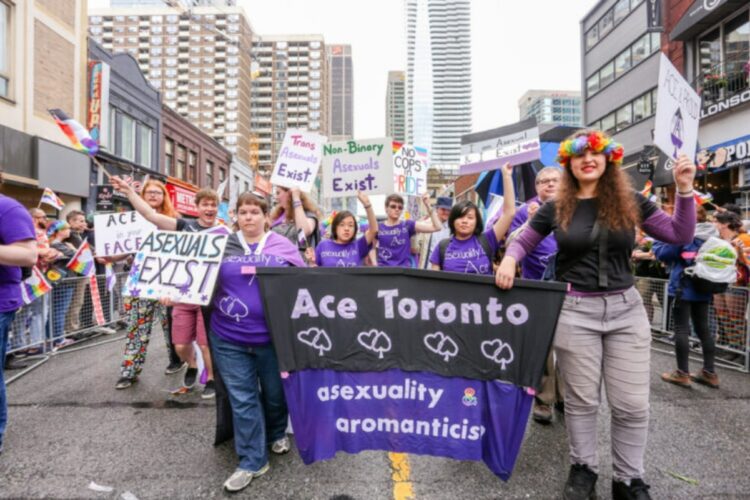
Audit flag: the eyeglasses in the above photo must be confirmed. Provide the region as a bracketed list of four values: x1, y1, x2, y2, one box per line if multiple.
[144, 190, 164, 196]
[388, 204, 404, 210]
[536, 178, 560, 186]
[33, 215, 47, 219]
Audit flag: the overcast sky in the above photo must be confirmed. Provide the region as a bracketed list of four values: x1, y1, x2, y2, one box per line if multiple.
[91, 0, 599, 137]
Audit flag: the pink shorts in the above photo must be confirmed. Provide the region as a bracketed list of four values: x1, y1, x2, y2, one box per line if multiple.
[171, 304, 207, 346]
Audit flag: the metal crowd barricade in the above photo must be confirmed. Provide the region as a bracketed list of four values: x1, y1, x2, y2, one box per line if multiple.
[634, 276, 750, 373]
[6, 271, 130, 358]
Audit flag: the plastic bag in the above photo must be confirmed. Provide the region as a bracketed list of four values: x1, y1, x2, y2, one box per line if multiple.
[684, 236, 737, 284]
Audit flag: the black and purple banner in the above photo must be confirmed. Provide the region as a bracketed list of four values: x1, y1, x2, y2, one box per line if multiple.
[258, 268, 567, 479]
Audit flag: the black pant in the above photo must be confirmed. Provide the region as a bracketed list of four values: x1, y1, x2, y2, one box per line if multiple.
[672, 298, 715, 373]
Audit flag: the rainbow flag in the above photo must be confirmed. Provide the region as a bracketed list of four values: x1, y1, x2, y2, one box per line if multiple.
[20, 267, 52, 305]
[693, 190, 714, 206]
[66, 240, 96, 276]
[640, 180, 652, 198]
[48, 108, 99, 155]
[392, 142, 429, 158]
[39, 187, 65, 210]
[392, 141, 403, 154]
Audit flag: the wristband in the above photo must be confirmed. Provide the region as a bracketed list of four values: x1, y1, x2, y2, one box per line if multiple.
[363, 204, 371, 209]
[293, 200, 302, 208]
[676, 189, 694, 196]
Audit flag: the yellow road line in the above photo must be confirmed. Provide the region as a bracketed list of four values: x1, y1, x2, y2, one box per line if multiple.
[389, 452, 415, 500]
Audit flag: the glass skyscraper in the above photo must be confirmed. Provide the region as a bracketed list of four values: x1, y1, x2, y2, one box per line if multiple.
[406, 0, 471, 167]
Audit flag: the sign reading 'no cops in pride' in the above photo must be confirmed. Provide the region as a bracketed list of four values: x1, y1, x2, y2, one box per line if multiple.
[270, 128, 326, 192]
[322, 138, 394, 198]
[393, 142, 429, 196]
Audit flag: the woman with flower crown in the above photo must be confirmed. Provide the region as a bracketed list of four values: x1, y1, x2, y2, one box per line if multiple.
[495, 130, 697, 500]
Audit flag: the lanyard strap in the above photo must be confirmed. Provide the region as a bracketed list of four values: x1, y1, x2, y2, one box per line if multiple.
[238, 231, 270, 256]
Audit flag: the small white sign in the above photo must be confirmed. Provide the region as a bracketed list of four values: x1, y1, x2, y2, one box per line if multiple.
[270, 128, 326, 192]
[123, 230, 228, 306]
[654, 53, 701, 160]
[94, 211, 156, 257]
[393, 143, 429, 196]
[322, 137, 394, 199]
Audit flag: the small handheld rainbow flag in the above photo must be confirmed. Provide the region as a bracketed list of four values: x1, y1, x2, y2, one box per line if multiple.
[66, 241, 96, 276]
[105, 263, 116, 292]
[48, 109, 99, 156]
[39, 187, 65, 210]
[20, 267, 53, 305]
[640, 180, 652, 198]
[693, 190, 714, 206]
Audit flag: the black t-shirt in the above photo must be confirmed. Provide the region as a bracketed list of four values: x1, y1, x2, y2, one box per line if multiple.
[176, 218, 209, 233]
[529, 193, 658, 292]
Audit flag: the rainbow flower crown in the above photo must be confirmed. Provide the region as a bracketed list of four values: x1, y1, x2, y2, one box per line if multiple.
[556, 131, 625, 168]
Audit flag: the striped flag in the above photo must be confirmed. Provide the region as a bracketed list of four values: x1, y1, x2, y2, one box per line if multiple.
[48, 108, 99, 156]
[105, 263, 116, 292]
[39, 187, 65, 210]
[693, 190, 714, 206]
[640, 180, 653, 198]
[66, 241, 96, 277]
[20, 267, 53, 305]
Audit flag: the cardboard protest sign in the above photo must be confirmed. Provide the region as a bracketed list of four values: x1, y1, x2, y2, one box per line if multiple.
[460, 118, 541, 175]
[654, 53, 701, 160]
[123, 230, 228, 305]
[322, 138, 394, 198]
[271, 128, 326, 192]
[94, 211, 156, 257]
[258, 268, 566, 479]
[393, 142, 429, 196]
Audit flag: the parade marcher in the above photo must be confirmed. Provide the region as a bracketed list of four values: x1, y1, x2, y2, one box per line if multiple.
[508, 166, 564, 425]
[205, 192, 305, 492]
[0, 167, 37, 455]
[377, 192, 441, 267]
[311, 191, 378, 267]
[108, 177, 184, 390]
[418, 196, 452, 269]
[430, 163, 515, 275]
[654, 204, 719, 388]
[47, 221, 78, 349]
[270, 186, 321, 253]
[495, 130, 697, 500]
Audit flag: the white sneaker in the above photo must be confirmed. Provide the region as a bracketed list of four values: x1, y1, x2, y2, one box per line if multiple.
[96, 327, 117, 335]
[271, 436, 290, 454]
[223, 463, 269, 492]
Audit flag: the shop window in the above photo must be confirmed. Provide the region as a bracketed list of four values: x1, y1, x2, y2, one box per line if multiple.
[206, 160, 214, 187]
[724, 13, 750, 76]
[188, 151, 197, 183]
[139, 125, 152, 168]
[176, 146, 186, 179]
[121, 115, 136, 162]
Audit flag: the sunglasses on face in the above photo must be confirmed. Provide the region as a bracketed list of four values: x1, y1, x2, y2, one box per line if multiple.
[388, 204, 404, 210]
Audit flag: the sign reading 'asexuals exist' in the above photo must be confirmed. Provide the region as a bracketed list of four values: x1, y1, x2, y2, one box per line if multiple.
[322, 138, 394, 198]
[258, 268, 567, 479]
[123, 230, 228, 305]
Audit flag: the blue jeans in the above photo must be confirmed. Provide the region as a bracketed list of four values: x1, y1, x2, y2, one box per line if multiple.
[52, 283, 74, 342]
[209, 331, 288, 471]
[0, 309, 17, 447]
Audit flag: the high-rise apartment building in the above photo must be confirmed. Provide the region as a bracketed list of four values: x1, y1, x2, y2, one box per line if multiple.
[251, 35, 328, 172]
[386, 71, 406, 142]
[406, 0, 472, 167]
[518, 90, 582, 127]
[88, 4, 254, 160]
[326, 44, 353, 142]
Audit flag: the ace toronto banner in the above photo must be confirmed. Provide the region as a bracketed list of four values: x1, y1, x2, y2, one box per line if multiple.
[257, 268, 567, 479]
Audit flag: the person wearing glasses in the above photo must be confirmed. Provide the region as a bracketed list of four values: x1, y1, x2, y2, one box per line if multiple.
[377, 192, 441, 267]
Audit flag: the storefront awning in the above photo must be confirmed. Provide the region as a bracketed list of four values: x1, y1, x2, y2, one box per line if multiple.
[166, 178, 199, 217]
[670, 0, 746, 41]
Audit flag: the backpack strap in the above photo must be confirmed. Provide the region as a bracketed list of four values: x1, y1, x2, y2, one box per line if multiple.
[478, 233, 494, 266]
[438, 238, 451, 268]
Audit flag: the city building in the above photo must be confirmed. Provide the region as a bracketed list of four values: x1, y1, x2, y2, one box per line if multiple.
[88, 39, 164, 213]
[88, 3, 254, 161]
[386, 70, 406, 142]
[0, 0, 90, 212]
[111, 0, 237, 6]
[406, 0, 472, 167]
[665, 0, 750, 208]
[161, 103, 231, 217]
[581, 0, 663, 186]
[518, 90, 583, 127]
[250, 34, 328, 172]
[327, 44, 353, 142]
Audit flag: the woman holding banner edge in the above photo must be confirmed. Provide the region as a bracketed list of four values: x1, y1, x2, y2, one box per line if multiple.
[430, 162, 515, 275]
[377, 191, 441, 267]
[495, 130, 697, 500]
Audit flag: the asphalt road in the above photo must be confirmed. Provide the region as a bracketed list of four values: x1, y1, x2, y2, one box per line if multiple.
[2, 333, 749, 499]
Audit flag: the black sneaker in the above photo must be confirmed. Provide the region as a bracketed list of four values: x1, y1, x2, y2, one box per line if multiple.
[201, 380, 216, 399]
[183, 367, 198, 388]
[165, 361, 187, 375]
[562, 463, 598, 500]
[612, 478, 651, 500]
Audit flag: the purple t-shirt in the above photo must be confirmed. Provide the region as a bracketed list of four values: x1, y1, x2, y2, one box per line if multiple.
[210, 233, 292, 346]
[0, 195, 36, 312]
[430, 229, 499, 275]
[377, 220, 416, 267]
[315, 236, 371, 267]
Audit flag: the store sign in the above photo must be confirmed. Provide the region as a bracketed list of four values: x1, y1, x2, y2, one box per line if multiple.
[166, 183, 199, 217]
[698, 134, 750, 175]
[95, 185, 115, 212]
[638, 159, 654, 175]
[646, 0, 663, 32]
[701, 89, 750, 119]
[87, 61, 110, 148]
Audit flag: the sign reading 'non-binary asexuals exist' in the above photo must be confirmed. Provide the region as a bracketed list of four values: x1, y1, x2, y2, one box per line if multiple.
[94, 211, 156, 257]
[123, 230, 228, 306]
[258, 268, 566, 479]
[270, 128, 326, 192]
[322, 138, 394, 198]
